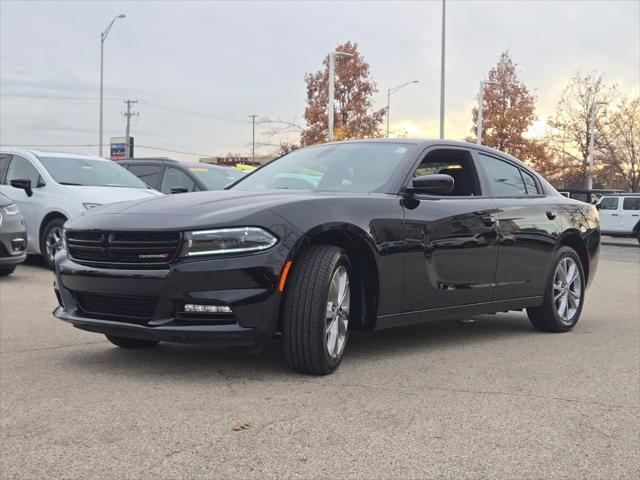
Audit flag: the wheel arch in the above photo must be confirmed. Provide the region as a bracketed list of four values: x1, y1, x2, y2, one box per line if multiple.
[557, 230, 590, 284]
[38, 211, 68, 254]
[286, 223, 379, 330]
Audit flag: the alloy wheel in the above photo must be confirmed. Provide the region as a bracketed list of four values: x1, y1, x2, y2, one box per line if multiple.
[553, 257, 581, 325]
[325, 266, 350, 358]
[45, 226, 64, 263]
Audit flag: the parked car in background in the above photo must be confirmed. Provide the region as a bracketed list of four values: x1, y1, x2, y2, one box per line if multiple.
[53, 139, 600, 375]
[117, 158, 245, 193]
[558, 188, 625, 204]
[0, 192, 27, 276]
[0, 149, 163, 268]
[595, 193, 640, 244]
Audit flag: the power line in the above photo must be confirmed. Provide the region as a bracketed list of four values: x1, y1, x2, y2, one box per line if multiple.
[1, 93, 122, 101]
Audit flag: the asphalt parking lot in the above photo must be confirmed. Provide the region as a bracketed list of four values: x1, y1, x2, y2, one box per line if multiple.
[1, 245, 638, 479]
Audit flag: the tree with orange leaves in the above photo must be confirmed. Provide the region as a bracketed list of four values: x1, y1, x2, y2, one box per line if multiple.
[471, 52, 558, 179]
[301, 42, 386, 146]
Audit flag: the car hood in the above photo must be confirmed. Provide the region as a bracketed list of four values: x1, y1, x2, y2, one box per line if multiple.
[63, 185, 162, 205]
[66, 189, 333, 230]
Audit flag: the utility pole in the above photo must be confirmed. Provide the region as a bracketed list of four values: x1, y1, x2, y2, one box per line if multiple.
[249, 114, 258, 163]
[587, 101, 607, 190]
[439, 0, 446, 139]
[476, 80, 498, 145]
[327, 51, 353, 142]
[123, 99, 138, 159]
[99, 14, 126, 157]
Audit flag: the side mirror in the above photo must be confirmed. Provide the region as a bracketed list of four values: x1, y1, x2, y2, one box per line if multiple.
[406, 174, 454, 196]
[170, 186, 189, 194]
[595, 203, 601, 210]
[10, 178, 33, 197]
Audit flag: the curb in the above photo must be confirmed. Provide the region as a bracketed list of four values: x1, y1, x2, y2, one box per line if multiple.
[602, 240, 639, 248]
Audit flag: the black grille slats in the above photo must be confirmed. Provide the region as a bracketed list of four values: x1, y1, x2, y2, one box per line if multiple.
[67, 230, 181, 265]
[74, 292, 158, 320]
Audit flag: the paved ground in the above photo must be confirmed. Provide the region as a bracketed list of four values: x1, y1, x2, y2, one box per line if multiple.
[1, 246, 638, 479]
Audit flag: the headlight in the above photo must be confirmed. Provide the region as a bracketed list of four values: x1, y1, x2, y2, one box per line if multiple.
[1, 204, 19, 216]
[83, 203, 102, 209]
[181, 227, 277, 257]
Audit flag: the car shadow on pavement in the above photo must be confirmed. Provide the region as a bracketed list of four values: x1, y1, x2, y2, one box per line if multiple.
[60, 313, 535, 380]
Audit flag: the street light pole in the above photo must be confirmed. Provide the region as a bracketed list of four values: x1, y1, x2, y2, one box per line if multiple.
[328, 51, 353, 142]
[439, 0, 446, 139]
[476, 80, 498, 145]
[249, 114, 258, 163]
[587, 101, 607, 190]
[386, 80, 419, 138]
[99, 14, 126, 157]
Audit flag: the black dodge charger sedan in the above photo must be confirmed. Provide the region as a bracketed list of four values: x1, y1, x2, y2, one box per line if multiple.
[53, 140, 600, 375]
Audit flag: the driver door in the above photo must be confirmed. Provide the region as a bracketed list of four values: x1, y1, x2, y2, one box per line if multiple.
[401, 147, 499, 312]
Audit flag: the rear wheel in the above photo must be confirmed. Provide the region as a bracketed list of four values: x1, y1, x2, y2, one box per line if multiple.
[527, 246, 585, 332]
[282, 245, 351, 375]
[0, 265, 17, 277]
[105, 335, 159, 349]
[40, 217, 66, 270]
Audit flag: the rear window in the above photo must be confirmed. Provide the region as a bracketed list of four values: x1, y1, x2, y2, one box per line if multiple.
[623, 197, 640, 210]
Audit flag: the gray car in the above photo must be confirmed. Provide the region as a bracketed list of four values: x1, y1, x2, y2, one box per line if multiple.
[0, 193, 27, 276]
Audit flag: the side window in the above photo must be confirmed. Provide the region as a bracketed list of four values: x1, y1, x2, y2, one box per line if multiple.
[622, 197, 640, 210]
[0, 154, 10, 181]
[598, 197, 619, 210]
[4, 155, 44, 187]
[126, 164, 164, 189]
[412, 149, 479, 196]
[479, 154, 527, 196]
[160, 167, 195, 193]
[521, 169, 540, 195]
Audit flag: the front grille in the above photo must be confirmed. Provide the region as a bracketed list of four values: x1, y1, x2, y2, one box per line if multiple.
[74, 292, 158, 320]
[67, 230, 181, 266]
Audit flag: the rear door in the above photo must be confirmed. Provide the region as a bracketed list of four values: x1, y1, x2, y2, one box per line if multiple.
[475, 152, 561, 301]
[597, 197, 621, 233]
[621, 197, 640, 233]
[401, 147, 499, 311]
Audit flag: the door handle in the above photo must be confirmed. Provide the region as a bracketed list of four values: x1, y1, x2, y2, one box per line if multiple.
[546, 209, 557, 220]
[631, 214, 639, 217]
[611, 213, 619, 216]
[481, 215, 496, 227]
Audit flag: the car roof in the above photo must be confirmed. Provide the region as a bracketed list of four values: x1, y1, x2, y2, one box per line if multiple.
[323, 138, 528, 162]
[602, 193, 640, 197]
[0, 147, 108, 162]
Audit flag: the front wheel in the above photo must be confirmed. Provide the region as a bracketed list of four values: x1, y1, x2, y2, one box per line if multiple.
[0, 265, 17, 277]
[40, 217, 66, 270]
[282, 245, 351, 375]
[527, 246, 585, 332]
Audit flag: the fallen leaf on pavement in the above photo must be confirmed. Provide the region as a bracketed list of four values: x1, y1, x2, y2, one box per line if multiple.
[231, 421, 250, 431]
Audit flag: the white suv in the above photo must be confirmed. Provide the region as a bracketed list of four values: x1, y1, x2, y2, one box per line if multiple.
[0, 149, 163, 268]
[595, 193, 640, 245]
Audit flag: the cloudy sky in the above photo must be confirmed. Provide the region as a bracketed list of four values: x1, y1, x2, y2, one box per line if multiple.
[1, 0, 638, 161]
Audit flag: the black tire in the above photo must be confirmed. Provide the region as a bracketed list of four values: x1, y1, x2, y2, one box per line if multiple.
[527, 246, 585, 333]
[282, 244, 351, 375]
[0, 265, 17, 277]
[105, 335, 159, 349]
[40, 217, 66, 270]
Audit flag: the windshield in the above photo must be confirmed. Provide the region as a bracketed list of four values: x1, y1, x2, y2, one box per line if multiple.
[38, 157, 149, 188]
[231, 143, 412, 193]
[188, 166, 244, 190]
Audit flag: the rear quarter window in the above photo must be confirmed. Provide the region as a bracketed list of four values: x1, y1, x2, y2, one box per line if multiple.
[622, 197, 640, 210]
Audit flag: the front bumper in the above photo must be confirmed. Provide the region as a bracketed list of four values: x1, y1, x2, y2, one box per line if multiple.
[0, 216, 27, 266]
[53, 248, 287, 346]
